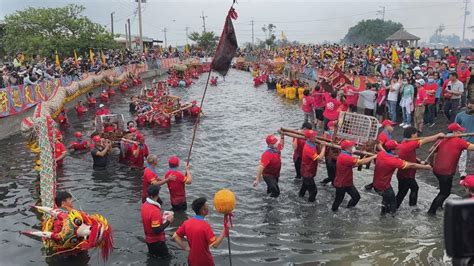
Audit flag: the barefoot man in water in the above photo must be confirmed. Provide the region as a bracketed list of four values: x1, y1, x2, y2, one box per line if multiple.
[253, 134, 285, 197]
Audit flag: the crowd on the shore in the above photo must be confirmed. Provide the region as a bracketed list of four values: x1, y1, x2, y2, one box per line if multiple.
[0, 49, 146, 88]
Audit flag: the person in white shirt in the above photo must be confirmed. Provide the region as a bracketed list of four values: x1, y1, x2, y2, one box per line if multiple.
[387, 77, 401, 124]
[359, 84, 377, 116]
[444, 72, 464, 122]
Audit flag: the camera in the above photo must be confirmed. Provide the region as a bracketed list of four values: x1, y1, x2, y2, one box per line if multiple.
[444, 199, 474, 260]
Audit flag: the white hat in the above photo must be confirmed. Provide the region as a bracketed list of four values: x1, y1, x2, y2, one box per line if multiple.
[36, 69, 43, 76]
[415, 79, 425, 85]
[99, 104, 105, 108]
[413, 66, 421, 71]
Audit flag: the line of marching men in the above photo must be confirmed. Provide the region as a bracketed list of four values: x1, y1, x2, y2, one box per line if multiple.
[253, 119, 474, 215]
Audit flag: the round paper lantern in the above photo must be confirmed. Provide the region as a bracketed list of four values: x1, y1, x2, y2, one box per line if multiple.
[213, 189, 236, 214]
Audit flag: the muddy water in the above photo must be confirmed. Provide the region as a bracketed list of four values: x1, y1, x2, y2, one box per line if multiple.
[0, 70, 453, 265]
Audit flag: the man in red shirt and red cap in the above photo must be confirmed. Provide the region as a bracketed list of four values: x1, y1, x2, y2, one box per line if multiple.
[165, 156, 192, 211]
[173, 197, 226, 266]
[332, 140, 376, 211]
[428, 123, 474, 215]
[68, 131, 90, 152]
[141, 184, 174, 259]
[395, 127, 444, 208]
[253, 134, 285, 197]
[365, 119, 396, 190]
[321, 120, 338, 185]
[130, 133, 149, 169]
[292, 122, 312, 179]
[95, 104, 110, 116]
[373, 140, 431, 215]
[299, 129, 326, 202]
[189, 100, 202, 117]
[460, 175, 474, 199]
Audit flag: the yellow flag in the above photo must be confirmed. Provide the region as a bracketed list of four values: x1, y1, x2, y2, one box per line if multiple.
[159, 46, 163, 54]
[391, 47, 400, 64]
[368, 45, 372, 61]
[101, 50, 106, 65]
[89, 48, 94, 65]
[320, 48, 325, 61]
[55, 50, 60, 66]
[144, 45, 148, 54]
[74, 49, 78, 64]
[281, 31, 286, 40]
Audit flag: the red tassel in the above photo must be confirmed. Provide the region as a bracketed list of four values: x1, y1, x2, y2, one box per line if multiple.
[224, 212, 234, 237]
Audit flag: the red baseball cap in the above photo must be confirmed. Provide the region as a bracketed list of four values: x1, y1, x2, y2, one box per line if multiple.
[135, 133, 145, 142]
[460, 175, 474, 188]
[381, 120, 396, 127]
[169, 156, 180, 167]
[191, 100, 197, 105]
[74, 131, 82, 138]
[447, 122, 466, 132]
[266, 135, 278, 145]
[384, 140, 399, 150]
[303, 129, 317, 140]
[129, 127, 137, 133]
[340, 140, 356, 150]
[327, 120, 336, 128]
[92, 135, 101, 143]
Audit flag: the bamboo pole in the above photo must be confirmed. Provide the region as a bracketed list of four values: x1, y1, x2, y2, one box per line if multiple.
[280, 131, 376, 156]
[409, 132, 474, 141]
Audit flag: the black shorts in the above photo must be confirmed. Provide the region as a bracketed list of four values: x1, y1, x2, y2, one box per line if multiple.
[315, 108, 324, 121]
[376, 104, 386, 116]
[172, 201, 187, 212]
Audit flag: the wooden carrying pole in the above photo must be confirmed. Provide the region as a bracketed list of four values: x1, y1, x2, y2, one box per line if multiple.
[279, 130, 375, 157]
[410, 132, 474, 141]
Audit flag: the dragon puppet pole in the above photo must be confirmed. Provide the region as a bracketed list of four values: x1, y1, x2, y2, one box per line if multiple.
[186, 70, 212, 165]
[228, 233, 233, 266]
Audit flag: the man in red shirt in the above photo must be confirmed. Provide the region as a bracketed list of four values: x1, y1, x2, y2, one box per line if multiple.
[165, 156, 192, 211]
[95, 104, 110, 116]
[253, 134, 285, 197]
[130, 133, 149, 169]
[424, 74, 437, 127]
[414, 79, 427, 134]
[54, 133, 67, 167]
[189, 100, 202, 117]
[173, 197, 226, 266]
[141, 185, 174, 258]
[342, 84, 359, 113]
[372, 140, 431, 215]
[395, 127, 444, 208]
[365, 119, 396, 190]
[292, 122, 312, 179]
[322, 91, 341, 130]
[428, 123, 474, 215]
[68, 131, 89, 152]
[312, 85, 325, 129]
[299, 130, 326, 202]
[321, 120, 338, 185]
[301, 89, 314, 124]
[332, 140, 376, 211]
[142, 155, 175, 203]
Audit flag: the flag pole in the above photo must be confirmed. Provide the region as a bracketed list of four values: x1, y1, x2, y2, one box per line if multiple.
[186, 70, 212, 166]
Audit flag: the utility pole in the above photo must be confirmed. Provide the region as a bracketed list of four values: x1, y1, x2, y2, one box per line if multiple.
[200, 11, 208, 32]
[185, 26, 190, 46]
[163, 27, 168, 48]
[462, 0, 470, 46]
[125, 23, 128, 48]
[127, 18, 131, 48]
[377, 6, 386, 21]
[250, 18, 255, 46]
[137, 0, 144, 52]
[110, 12, 115, 36]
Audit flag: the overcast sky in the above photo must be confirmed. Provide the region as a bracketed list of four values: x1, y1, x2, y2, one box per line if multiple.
[0, 0, 471, 45]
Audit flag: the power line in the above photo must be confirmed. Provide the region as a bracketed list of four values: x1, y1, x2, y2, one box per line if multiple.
[200, 11, 208, 32]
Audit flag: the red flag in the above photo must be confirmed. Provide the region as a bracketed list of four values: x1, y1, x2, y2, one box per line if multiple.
[211, 8, 238, 76]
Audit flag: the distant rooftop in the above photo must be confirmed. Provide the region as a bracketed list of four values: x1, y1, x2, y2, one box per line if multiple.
[386, 29, 420, 41]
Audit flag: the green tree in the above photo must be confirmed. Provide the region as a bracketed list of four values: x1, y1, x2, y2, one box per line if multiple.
[188, 31, 219, 53]
[342, 19, 403, 44]
[1, 4, 118, 59]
